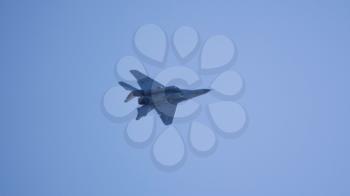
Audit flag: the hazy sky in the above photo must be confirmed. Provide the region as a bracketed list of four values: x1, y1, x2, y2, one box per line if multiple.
[1, 0, 350, 195]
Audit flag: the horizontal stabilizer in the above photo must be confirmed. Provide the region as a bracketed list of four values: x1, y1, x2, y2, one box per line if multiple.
[118, 81, 137, 91]
[136, 105, 154, 120]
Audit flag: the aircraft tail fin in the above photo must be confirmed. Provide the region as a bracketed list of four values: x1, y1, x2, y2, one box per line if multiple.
[124, 92, 135, 102]
[118, 82, 139, 102]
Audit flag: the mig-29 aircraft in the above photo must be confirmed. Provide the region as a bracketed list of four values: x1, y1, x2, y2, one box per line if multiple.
[119, 70, 210, 125]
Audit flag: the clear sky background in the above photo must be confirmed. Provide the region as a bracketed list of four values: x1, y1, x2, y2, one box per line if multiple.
[1, 0, 350, 195]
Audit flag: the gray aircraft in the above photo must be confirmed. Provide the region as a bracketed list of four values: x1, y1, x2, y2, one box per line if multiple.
[119, 70, 210, 125]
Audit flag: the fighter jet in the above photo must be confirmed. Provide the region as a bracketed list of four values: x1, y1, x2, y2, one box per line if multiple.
[119, 70, 210, 125]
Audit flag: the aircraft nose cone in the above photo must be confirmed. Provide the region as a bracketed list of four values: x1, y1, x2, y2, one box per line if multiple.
[195, 89, 211, 95]
[184, 89, 211, 100]
[201, 89, 211, 94]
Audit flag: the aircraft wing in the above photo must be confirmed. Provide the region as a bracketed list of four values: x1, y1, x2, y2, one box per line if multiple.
[136, 104, 154, 120]
[130, 70, 164, 90]
[154, 102, 177, 125]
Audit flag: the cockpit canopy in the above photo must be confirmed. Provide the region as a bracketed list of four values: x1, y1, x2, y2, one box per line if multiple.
[165, 86, 181, 93]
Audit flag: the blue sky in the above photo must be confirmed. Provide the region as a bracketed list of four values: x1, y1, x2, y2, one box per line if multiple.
[1, 0, 350, 195]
